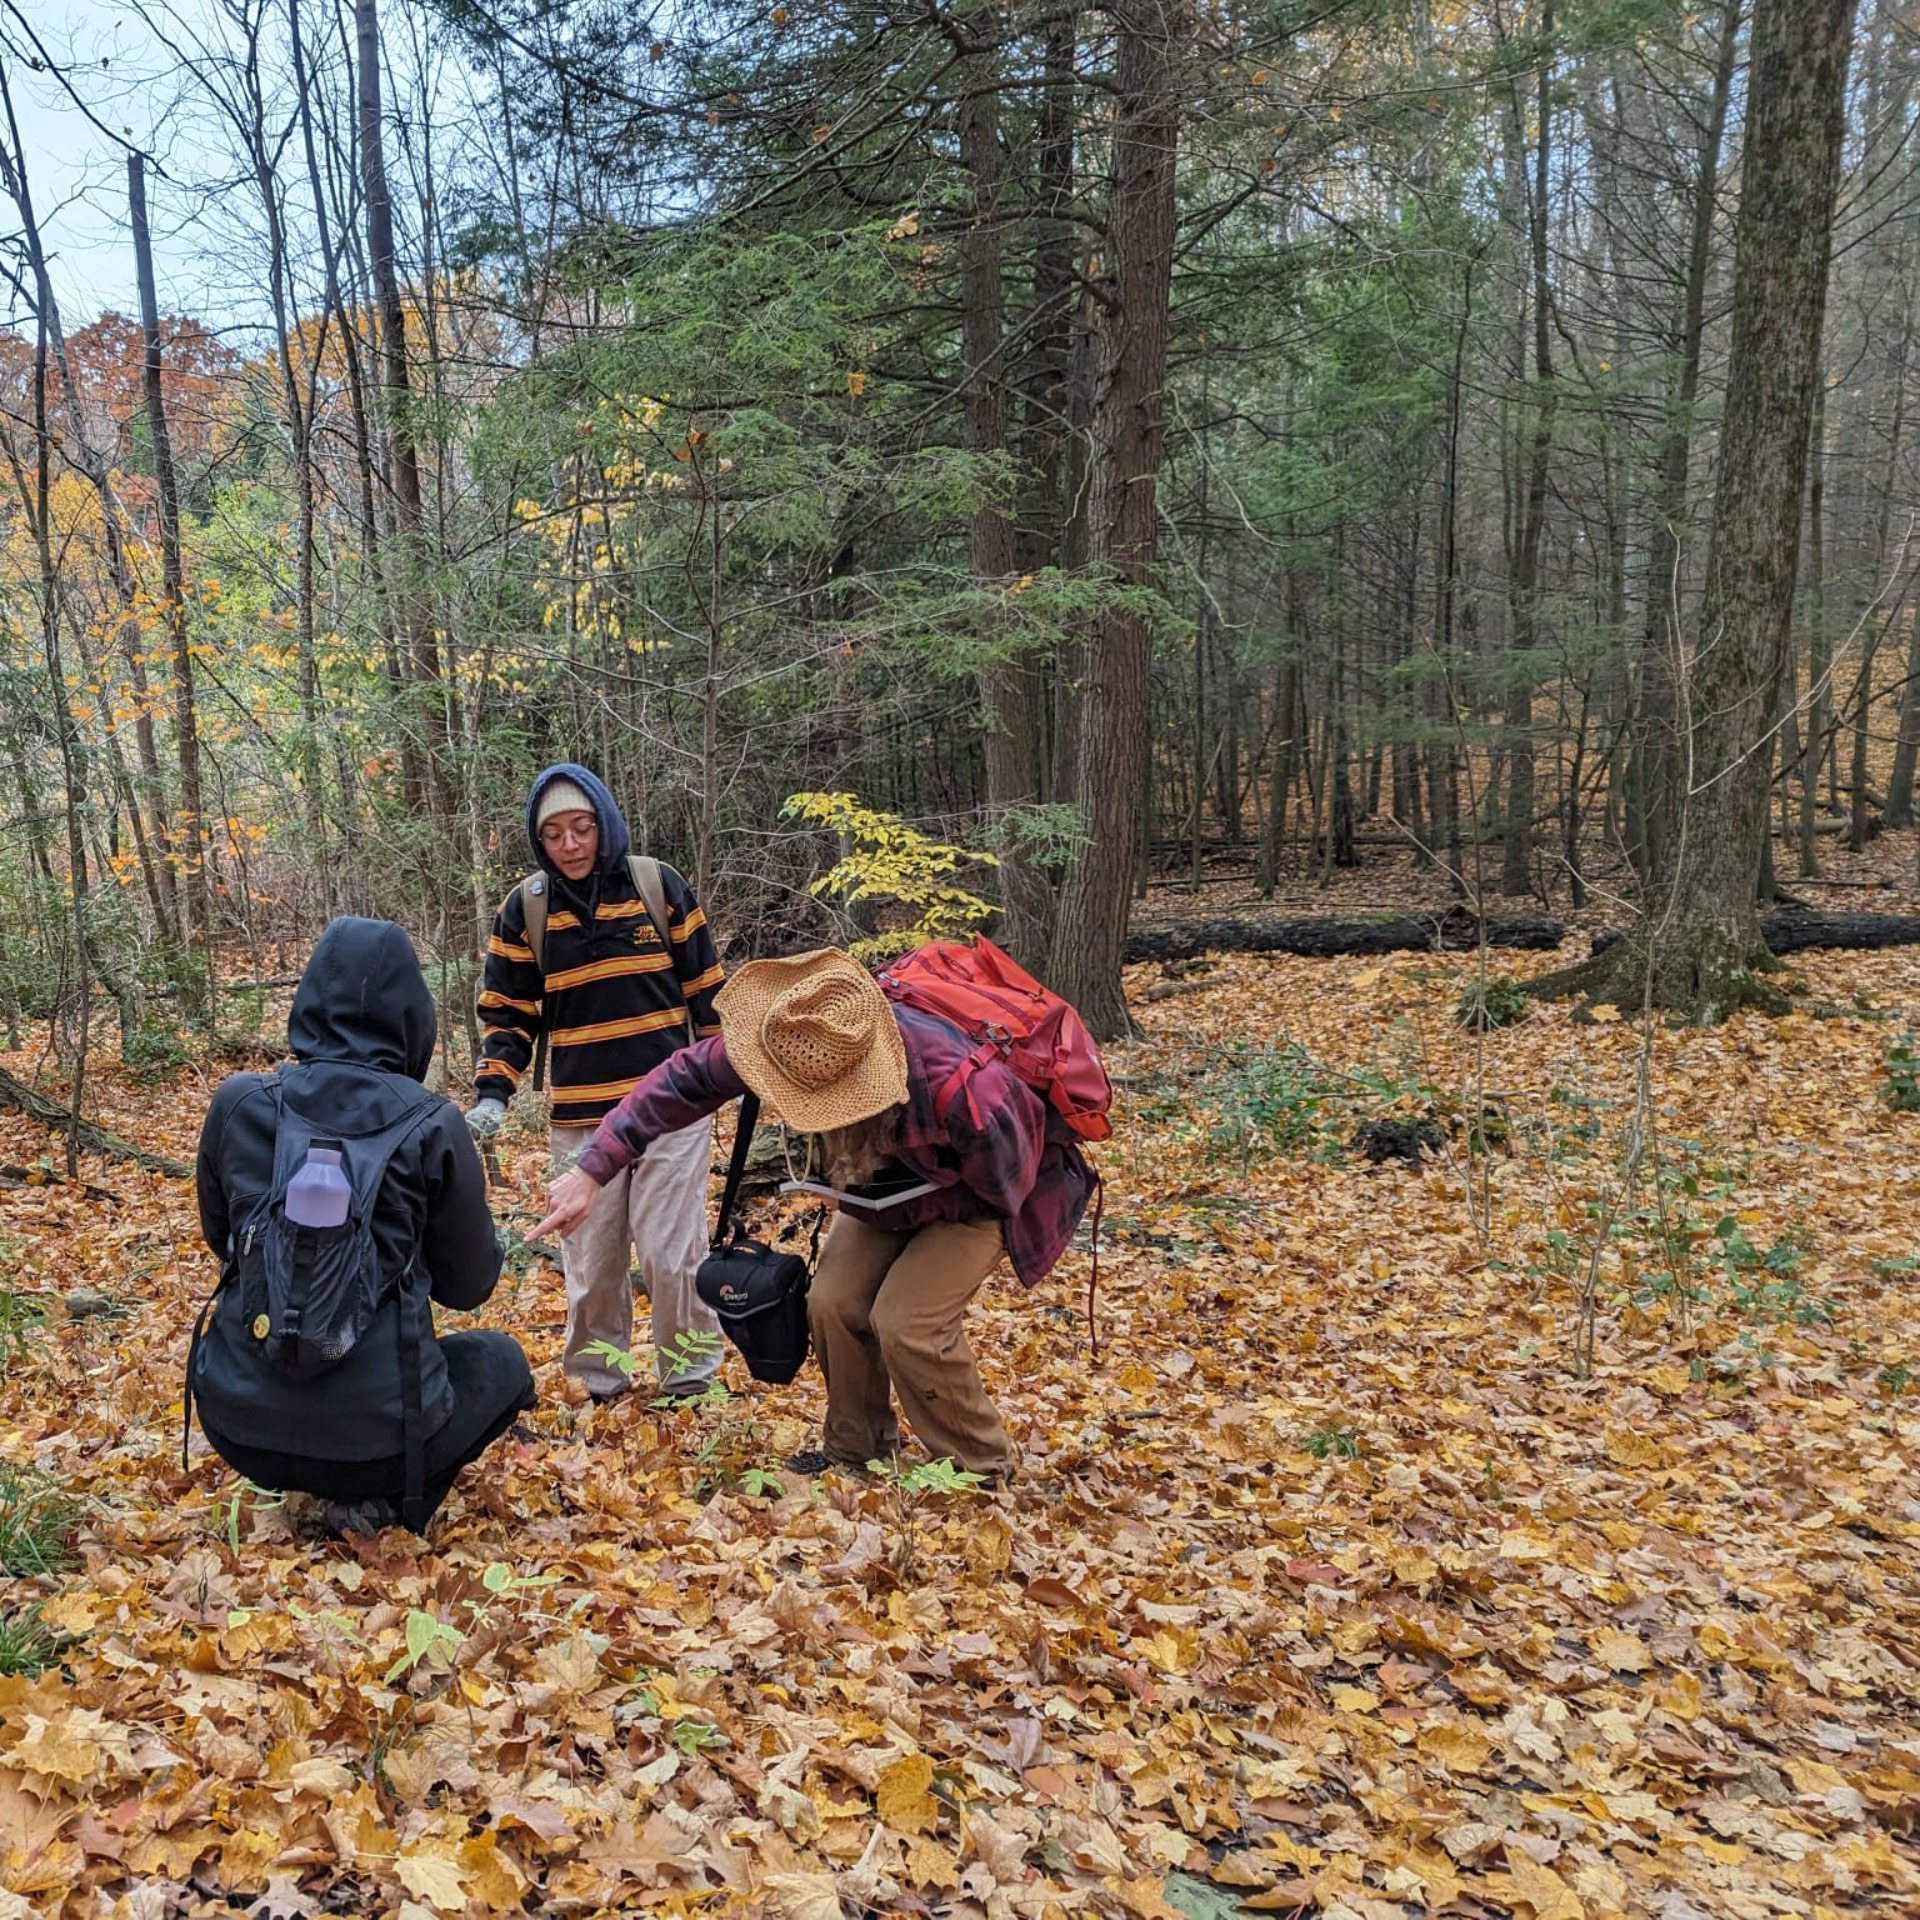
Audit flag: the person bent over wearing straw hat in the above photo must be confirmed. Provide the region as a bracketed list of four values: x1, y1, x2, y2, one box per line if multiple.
[532, 949, 1094, 1478]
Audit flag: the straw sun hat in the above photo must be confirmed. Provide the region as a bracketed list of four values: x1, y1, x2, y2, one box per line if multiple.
[713, 949, 908, 1132]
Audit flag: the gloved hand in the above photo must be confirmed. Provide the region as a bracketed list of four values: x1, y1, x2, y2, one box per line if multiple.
[464, 1098, 506, 1139]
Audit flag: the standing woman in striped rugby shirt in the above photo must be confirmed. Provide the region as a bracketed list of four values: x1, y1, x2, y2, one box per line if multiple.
[466, 764, 729, 1402]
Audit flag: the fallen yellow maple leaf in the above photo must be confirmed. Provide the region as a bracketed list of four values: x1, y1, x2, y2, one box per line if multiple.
[1489, 1851, 1585, 1920]
[1591, 1626, 1652, 1673]
[876, 1752, 939, 1835]
[395, 1850, 470, 1912]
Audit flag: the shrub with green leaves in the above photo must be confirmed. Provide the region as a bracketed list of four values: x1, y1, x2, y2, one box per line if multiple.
[1207, 1042, 1343, 1164]
[1456, 973, 1529, 1031]
[1883, 1036, 1920, 1113]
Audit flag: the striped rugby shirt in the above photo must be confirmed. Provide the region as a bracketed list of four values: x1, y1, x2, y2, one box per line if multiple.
[475, 861, 725, 1126]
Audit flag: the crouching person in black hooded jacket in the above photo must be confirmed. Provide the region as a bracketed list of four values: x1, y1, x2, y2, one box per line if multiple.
[186, 917, 534, 1536]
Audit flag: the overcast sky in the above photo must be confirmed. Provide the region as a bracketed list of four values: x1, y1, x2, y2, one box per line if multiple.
[7, 0, 493, 347]
[6, 0, 184, 327]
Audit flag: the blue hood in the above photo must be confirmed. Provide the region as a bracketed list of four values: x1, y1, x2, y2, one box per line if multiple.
[526, 763, 631, 880]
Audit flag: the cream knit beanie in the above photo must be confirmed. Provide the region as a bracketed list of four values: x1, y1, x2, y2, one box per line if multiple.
[535, 777, 594, 830]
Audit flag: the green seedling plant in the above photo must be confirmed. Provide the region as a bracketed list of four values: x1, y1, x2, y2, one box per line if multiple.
[1456, 973, 1528, 1031]
[0, 1602, 64, 1678]
[213, 1478, 288, 1554]
[865, 1455, 989, 1579]
[0, 1287, 49, 1372]
[1300, 1425, 1362, 1461]
[652, 1328, 730, 1407]
[619, 1663, 731, 1756]
[1713, 1221, 1830, 1327]
[671, 1719, 730, 1758]
[386, 1608, 467, 1685]
[585, 1332, 784, 1500]
[464, 1560, 562, 1632]
[0, 1463, 77, 1575]
[1883, 1036, 1920, 1112]
[583, 1327, 728, 1404]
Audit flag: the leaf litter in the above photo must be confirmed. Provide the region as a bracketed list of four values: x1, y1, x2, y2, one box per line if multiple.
[2, 946, 1918, 1917]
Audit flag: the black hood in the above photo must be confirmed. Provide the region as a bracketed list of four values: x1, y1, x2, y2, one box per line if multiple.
[287, 917, 437, 1081]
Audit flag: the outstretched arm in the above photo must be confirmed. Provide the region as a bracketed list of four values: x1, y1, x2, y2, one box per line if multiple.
[530, 1033, 749, 1239]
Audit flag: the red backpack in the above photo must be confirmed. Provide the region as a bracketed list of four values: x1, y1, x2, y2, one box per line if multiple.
[876, 936, 1114, 1142]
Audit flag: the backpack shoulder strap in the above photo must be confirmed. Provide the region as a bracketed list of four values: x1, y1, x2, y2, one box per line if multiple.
[515, 874, 551, 1091]
[517, 871, 549, 974]
[185, 1076, 286, 1473]
[346, 1087, 444, 1227]
[266, 1076, 307, 1197]
[627, 853, 673, 952]
[629, 854, 693, 1041]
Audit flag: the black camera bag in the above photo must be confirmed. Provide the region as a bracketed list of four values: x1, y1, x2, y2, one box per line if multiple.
[695, 1093, 817, 1384]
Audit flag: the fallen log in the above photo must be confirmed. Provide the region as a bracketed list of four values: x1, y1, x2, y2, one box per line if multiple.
[1588, 911, 1920, 961]
[0, 1067, 191, 1178]
[1124, 909, 1567, 966]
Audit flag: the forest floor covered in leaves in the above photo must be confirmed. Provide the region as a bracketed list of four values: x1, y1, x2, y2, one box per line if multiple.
[3, 939, 1920, 1920]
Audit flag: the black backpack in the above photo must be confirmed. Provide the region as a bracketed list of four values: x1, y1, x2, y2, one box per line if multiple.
[695, 1093, 818, 1385]
[237, 1075, 441, 1378]
[185, 1069, 442, 1519]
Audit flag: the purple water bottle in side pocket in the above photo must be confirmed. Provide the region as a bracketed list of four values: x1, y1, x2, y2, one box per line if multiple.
[286, 1145, 350, 1228]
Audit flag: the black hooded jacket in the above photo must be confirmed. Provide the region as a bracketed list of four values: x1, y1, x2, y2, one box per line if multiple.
[192, 918, 502, 1460]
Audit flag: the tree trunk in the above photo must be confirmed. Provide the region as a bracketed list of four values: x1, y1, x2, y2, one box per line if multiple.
[1013, 17, 1076, 580]
[1799, 380, 1831, 871]
[1501, 3, 1558, 898]
[1568, 0, 1858, 1019]
[1049, 0, 1183, 1036]
[963, 23, 1053, 972]
[129, 154, 213, 1005]
[1886, 611, 1920, 827]
[356, 0, 448, 822]
[1629, 0, 1743, 885]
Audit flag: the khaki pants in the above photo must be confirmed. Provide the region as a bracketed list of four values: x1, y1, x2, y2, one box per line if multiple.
[551, 1117, 719, 1395]
[808, 1210, 1013, 1473]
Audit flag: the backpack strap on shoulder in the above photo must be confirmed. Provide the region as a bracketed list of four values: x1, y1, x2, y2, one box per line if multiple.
[349, 1088, 442, 1225]
[353, 1088, 440, 1530]
[183, 1078, 286, 1473]
[629, 854, 693, 1043]
[518, 871, 550, 972]
[517, 872, 550, 1090]
[397, 1260, 428, 1530]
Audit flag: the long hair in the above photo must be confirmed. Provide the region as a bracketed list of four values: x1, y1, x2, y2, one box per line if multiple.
[811, 1103, 907, 1186]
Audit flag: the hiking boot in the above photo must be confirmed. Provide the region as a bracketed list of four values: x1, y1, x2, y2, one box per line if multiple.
[322, 1498, 398, 1539]
[784, 1448, 878, 1477]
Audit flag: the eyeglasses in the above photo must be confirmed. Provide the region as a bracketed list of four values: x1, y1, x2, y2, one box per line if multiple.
[540, 820, 598, 848]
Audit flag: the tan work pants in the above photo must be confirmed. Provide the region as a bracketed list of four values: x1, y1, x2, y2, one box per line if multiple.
[550, 1117, 719, 1395]
[807, 1210, 1013, 1473]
